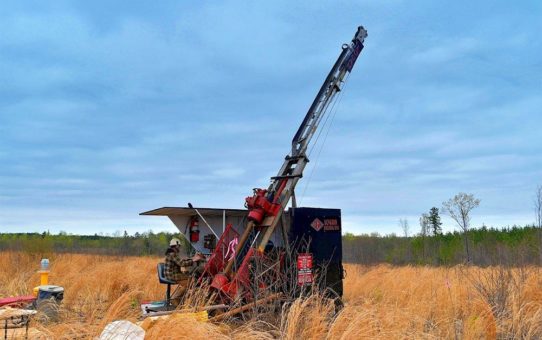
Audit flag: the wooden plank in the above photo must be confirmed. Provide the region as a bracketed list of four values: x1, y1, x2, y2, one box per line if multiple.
[0, 308, 37, 320]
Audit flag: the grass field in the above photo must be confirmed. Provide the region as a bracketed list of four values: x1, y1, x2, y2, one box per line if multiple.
[1, 252, 542, 339]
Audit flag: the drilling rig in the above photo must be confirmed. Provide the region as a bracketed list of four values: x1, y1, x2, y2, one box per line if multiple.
[142, 25, 367, 310]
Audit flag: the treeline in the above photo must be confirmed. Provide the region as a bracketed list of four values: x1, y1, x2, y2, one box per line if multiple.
[0, 231, 182, 257]
[343, 225, 542, 266]
[1, 225, 541, 266]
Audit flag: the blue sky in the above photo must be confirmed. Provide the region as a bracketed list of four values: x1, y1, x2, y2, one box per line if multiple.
[1, 1, 541, 235]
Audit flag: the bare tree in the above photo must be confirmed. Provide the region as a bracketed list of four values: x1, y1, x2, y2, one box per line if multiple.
[442, 192, 480, 263]
[419, 213, 430, 261]
[535, 185, 542, 264]
[535, 185, 542, 229]
[399, 218, 410, 237]
[419, 213, 430, 237]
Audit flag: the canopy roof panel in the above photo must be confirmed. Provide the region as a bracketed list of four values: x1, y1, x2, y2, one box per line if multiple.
[140, 207, 248, 217]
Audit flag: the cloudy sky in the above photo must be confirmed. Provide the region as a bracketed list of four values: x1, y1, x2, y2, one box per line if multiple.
[1, 1, 541, 235]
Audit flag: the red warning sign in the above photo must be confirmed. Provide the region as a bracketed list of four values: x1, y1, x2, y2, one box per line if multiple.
[297, 253, 313, 286]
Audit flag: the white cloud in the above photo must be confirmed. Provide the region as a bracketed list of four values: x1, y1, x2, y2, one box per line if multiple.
[410, 38, 479, 64]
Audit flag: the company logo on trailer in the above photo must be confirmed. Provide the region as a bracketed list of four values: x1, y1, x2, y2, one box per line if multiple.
[310, 217, 341, 232]
[323, 218, 340, 231]
[310, 218, 324, 231]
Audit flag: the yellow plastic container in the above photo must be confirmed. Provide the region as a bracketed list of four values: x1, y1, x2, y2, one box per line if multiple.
[38, 270, 49, 286]
[33, 259, 51, 297]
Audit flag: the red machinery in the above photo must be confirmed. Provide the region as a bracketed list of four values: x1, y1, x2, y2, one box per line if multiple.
[189, 217, 200, 243]
[201, 26, 368, 301]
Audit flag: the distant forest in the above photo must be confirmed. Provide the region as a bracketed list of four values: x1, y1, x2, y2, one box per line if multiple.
[343, 225, 542, 266]
[0, 230, 176, 257]
[1, 225, 541, 266]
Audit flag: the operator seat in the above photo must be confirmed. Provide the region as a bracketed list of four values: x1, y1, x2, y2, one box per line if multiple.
[157, 263, 176, 305]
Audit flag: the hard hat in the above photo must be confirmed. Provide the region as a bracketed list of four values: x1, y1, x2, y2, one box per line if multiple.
[169, 238, 181, 247]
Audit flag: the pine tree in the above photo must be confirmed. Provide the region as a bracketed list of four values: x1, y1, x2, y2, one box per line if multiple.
[428, 207, 442, 236]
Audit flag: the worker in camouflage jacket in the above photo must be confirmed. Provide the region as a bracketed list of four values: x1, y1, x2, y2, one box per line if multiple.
[164, 238, 204, 280]
[164, 238, 206, 304]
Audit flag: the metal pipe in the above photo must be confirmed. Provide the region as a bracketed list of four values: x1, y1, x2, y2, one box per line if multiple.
[188, 203, 219, 239]
[209, 293, 282, 322]
[142, 304, 228, 319]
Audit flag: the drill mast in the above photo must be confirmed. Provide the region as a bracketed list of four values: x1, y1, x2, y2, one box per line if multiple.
[214, 26, 368, 292]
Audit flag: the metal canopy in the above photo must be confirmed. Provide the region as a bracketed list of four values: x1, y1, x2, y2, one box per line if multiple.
[140, 207, 248, 217]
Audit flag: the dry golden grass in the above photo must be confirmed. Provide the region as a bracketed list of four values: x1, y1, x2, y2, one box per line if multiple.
[1, 251, 542, 339]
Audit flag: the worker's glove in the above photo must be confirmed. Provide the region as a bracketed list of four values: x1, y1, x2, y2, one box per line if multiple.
[192, 252, 205, 262]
